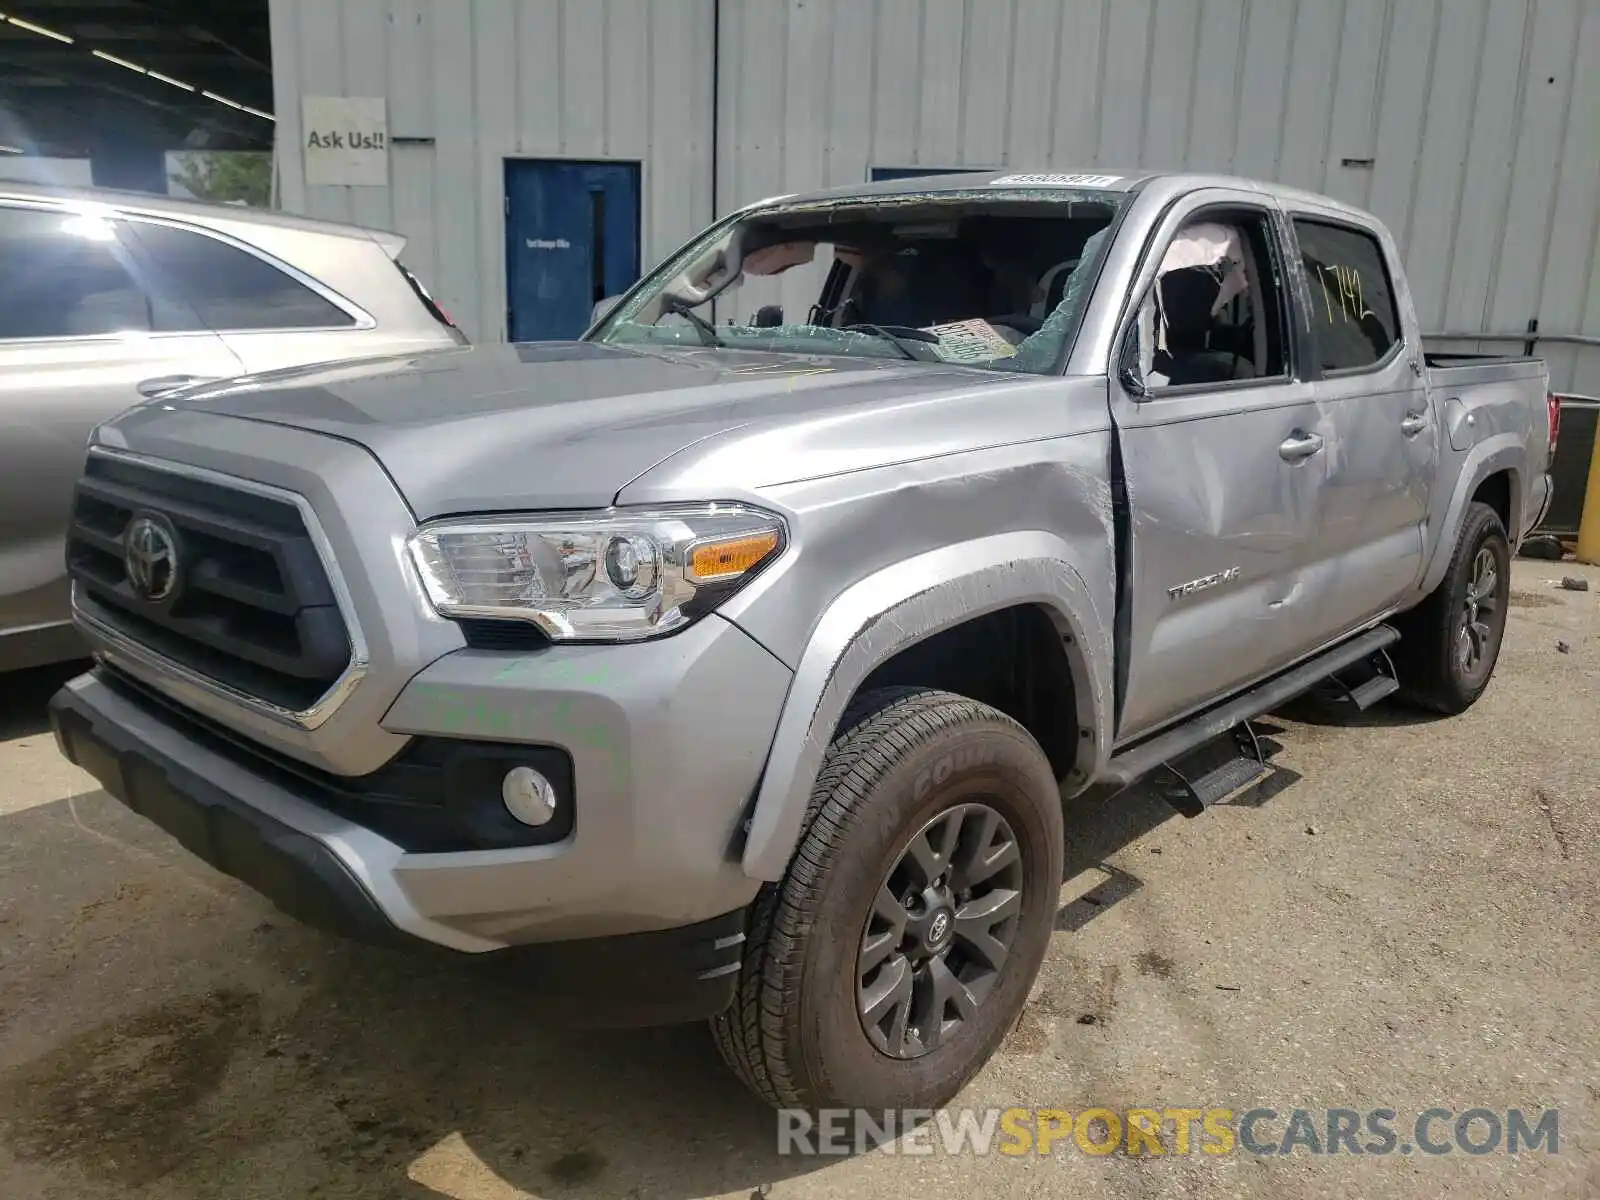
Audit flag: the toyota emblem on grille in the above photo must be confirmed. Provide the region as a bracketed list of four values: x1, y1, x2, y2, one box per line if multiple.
[124, 515, 180, 603]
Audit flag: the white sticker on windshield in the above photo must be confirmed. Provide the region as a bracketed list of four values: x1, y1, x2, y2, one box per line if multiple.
[923, 319, 1019, 363]
[990, 173, 1123, 188]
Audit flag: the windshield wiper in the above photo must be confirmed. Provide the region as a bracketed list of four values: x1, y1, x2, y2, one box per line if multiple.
[843, 322, 936, 361]
[661, 294, 722, 347]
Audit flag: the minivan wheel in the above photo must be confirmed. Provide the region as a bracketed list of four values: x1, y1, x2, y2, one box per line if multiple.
[1394, 501, 1512, 715]
[710, 686, 1063, 1111]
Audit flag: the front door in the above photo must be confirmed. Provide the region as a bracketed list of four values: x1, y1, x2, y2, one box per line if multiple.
[505, 160, 641, 342]
[1111, 195, 1328, 741]
[1288, 213, 1435, 636]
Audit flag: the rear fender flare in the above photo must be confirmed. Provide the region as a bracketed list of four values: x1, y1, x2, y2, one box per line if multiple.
[1419, 440, 1523, 597]
[739, 531, 1114, 881]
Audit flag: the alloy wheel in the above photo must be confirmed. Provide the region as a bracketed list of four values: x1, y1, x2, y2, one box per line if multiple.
[1456, 544, 1503, 684]
[857, 802, 1025, 1060]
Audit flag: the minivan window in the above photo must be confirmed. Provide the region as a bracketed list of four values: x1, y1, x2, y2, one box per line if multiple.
[0, 207, 154, 340]
[1292, 218, 1401, 372]
[126, 221, 358, 332]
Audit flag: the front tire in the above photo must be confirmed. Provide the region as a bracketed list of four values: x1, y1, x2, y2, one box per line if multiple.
[711, 687, 1064, 1111]
[1394, 501, 1511, 714]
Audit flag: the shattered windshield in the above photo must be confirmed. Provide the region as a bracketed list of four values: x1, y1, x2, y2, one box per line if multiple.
[588, 191, 1126, 375]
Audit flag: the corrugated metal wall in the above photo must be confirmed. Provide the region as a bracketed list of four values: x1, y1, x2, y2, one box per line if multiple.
[273, 0, 1599, 394]
[269, 0, 715, 344]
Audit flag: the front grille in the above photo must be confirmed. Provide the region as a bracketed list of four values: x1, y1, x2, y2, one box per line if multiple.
[66, 456, 351, 712]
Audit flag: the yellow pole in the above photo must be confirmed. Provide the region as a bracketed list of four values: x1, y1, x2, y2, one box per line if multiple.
[1577, 420, 1600, 565]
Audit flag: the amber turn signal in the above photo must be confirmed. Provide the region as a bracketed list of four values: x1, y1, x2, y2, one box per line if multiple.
[687, 530, 781, 581]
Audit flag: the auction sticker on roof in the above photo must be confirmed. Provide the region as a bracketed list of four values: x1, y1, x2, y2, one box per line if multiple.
[990, 173, 1123, 187]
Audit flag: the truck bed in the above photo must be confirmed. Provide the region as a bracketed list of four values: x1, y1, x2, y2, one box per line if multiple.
[1424, 352, 1547, 386]
[1422, 350, 1552, 543]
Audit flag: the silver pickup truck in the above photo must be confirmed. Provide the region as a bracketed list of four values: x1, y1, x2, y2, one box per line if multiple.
[49, 170, 1555, 1113]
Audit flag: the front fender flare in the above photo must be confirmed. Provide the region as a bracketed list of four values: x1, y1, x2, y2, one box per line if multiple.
[739, 531, 1114, 881]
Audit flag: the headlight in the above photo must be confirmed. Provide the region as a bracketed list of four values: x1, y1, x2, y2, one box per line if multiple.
[407, 504, 785, 642]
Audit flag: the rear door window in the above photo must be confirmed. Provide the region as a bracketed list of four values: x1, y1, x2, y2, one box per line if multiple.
[1292, 218, 1401, 373]
[126, 221, 358, 332]
[0, 207, 156, 339]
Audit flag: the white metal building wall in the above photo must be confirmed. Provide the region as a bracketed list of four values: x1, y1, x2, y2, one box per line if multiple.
[272, 0, 1598, 394]
[269, 0, 715, 345]
[716, 0, 1600, 393]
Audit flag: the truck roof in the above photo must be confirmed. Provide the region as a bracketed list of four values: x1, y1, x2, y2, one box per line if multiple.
[751, 169, 1382, 228]
[773, 169, 1157, 204]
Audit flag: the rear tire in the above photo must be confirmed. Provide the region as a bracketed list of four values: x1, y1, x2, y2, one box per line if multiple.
[711, 686, 1063, 1111]
[1393, 501, 1511, 714]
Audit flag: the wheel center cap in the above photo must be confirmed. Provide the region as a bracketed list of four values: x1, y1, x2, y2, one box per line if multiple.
[925, 908, 953, 952]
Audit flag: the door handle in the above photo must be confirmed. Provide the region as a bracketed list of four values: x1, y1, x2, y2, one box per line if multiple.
[1400, 412, 1428, 436]
[1278, 431, 1325, 461]
[137, 374, 216, 398]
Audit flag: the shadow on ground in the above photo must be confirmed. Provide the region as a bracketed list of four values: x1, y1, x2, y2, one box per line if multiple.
[1271, 689, 1446, 729]
[0, 660, 90, 743]
[0, 660, 1446, 1197]
[0, 764, 1205, 1196]
[0, 790, 828, 1198]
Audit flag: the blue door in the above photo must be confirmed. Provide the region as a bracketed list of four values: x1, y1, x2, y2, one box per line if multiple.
[505, 159, 641, 341]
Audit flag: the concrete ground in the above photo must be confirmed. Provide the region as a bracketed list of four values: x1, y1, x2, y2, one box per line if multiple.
[1, 559, 1595, 1199]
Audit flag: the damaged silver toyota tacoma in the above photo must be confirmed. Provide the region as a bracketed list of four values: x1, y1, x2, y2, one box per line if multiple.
[51, 170, 1556, 1111]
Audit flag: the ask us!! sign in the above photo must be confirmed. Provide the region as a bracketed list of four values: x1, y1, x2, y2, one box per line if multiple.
[302, 96, 389, 187]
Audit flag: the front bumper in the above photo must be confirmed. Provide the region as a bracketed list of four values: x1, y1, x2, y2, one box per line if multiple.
[50, 665, 766, 1024]
[50, 609, 789, 973]
[52, 674, 410, 947]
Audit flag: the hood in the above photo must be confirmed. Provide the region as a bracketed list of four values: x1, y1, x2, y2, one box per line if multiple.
[146, 341, 1010, 518]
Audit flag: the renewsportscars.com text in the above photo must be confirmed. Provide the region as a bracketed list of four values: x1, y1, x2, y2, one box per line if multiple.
[778, 1106, 1561, 1158]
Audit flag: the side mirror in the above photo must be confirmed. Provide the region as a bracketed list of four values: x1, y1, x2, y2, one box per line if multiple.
[590, 295, 622, 325]
[753, 304, 784, 328]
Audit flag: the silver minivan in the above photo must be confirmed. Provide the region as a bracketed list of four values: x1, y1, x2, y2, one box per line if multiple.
[0, 183, 467, 672]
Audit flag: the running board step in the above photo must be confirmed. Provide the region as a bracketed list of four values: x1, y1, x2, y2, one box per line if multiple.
[1161, 725, 1270, 818]
[1345, 674, 1400, 710]
[1102, 624, 1401, 791]
[1315, 644, 1401, 711]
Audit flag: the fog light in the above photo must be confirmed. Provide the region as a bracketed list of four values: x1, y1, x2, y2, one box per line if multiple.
[501, 766, 559, 826]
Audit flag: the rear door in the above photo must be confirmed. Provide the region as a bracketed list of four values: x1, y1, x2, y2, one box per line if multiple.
[1287, 212, 1435, 634]
[0, 204, 242, 638]
[1110, 190, 1328, 740]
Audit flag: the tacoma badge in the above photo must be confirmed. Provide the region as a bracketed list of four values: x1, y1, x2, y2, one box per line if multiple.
[1167, 566, 1241, 601]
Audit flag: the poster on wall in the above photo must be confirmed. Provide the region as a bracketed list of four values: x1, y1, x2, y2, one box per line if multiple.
[301, 96, 388, 186]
